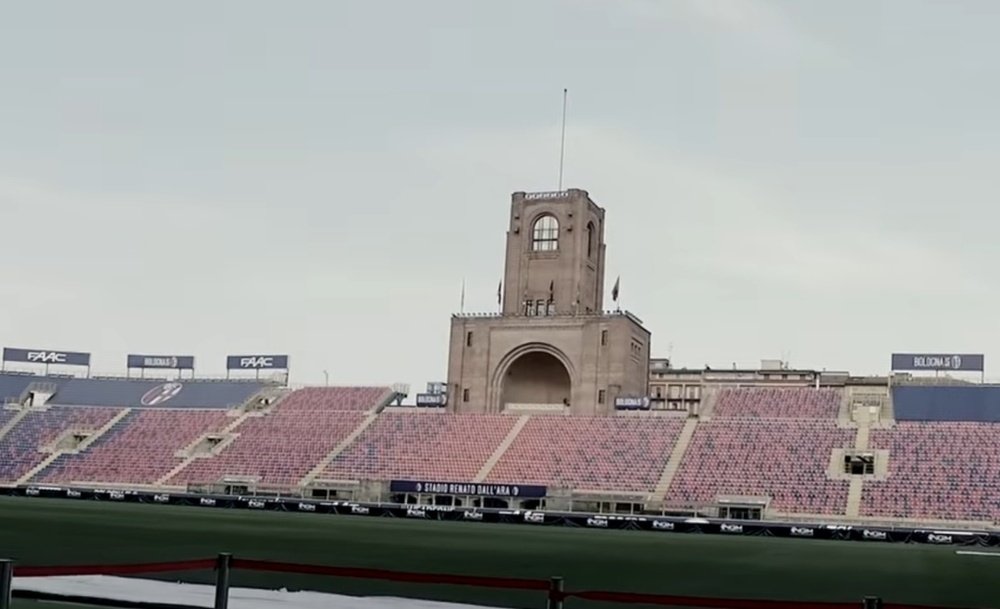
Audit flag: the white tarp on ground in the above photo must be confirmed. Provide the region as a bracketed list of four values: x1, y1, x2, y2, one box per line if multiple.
[13, 576, 497, 609]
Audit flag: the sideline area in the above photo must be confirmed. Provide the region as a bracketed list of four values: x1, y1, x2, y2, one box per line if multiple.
[14, 576, 490, 609]
[1, 496, 995, 608]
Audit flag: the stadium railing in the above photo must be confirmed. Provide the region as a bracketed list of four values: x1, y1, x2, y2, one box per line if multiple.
[0, 554, 973, 609]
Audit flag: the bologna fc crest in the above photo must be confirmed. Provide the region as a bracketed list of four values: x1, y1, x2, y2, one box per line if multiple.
[141, 382, 183, 406]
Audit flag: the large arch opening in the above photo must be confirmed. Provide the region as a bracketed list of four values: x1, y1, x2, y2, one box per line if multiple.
[501, 351, 572, 409]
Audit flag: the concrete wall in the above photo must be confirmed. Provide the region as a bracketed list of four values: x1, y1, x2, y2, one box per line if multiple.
[447, 313, 649, 415]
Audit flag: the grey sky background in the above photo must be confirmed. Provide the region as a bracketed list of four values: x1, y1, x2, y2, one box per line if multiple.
[3, 0, 1000, 390]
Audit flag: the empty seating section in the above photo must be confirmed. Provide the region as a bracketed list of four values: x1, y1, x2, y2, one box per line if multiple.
[0, 406, 122, 483]
[714, 387, 841, 419]
[321, 413, 516, 481]
[166, 387, 385, 487]
[7, 375, 1000, 527]
[668, 419, 851, 514]
[485, 416, 684, 492]
[37, 409, 231, 485]
[862, 422, 1000, 522]
[0, 409, 15, 428]
[275, 386, 389, 412]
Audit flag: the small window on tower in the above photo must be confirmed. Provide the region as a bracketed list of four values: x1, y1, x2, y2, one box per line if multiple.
[531, 215, 559, 251]
[598, 389, 606, 404]
[587, 222, 596, 258]
[462, 388, 470, 403]
[601, 330, 608, 346]
[466, 331, 473, 347]
[524, 300, 535, 316]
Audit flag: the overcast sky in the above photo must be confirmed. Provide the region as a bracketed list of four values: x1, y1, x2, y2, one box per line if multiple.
[3, 0, 1000, 390]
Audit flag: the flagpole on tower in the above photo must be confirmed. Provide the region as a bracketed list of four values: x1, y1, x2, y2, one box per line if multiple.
[460, 278, 466, 314]
[558, 88, 568, 191]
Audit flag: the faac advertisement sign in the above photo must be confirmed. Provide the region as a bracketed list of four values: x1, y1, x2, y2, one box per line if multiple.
[389, 480, 547, 499]
[891, 353, 984, 372]
[127, 354, 195, 370]
[226, 355, 289, 370]
[3, 347, 91, 367]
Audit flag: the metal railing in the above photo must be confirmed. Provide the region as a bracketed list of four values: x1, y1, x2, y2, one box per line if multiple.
[0, 553, 963, 609]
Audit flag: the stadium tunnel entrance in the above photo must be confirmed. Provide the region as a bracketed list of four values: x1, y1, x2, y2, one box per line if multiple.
[500, 351, 572, 410]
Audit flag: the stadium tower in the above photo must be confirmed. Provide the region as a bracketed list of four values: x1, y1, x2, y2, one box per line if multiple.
[447, 189, 650, 414]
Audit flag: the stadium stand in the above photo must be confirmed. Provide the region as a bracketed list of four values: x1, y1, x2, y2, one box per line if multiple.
[167, 387, 390, 488]
[36, 409, 231, 486]
[0, 406, 124, 483]
[0, 408, 17, 432]
[484, 415, 686, 492]
[12, 371, 1000, 527]
[274, 386, 388, 413]
[862, 421, 1000, 522]
[713, 387, 842, 419]
[320, 412, 517, 481]
[667, 418, 852, 514]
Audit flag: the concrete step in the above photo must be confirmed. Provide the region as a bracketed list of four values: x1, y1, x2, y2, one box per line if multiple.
[300, 412, 381, 486]
[651, 417, 700, 504]
[855, 425, 870, 451]
[846, 477, 863, 518]
[0, 409, 31, 442]
[157, 410, 261, 486]
[19, 407, 133, 485]
[474, 415, 530, 482]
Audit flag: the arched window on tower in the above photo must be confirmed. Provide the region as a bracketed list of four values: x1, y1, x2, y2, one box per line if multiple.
[586, 221, 596, 258]
[531, 215, 559, 251]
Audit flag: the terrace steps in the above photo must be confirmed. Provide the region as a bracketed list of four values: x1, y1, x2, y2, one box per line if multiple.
[474, 415, 530, 482]
[19, 408, 132, 485]
[652, 417, 699, 504]
[156, 410, 260, 485]
[300, 412, 380, 486]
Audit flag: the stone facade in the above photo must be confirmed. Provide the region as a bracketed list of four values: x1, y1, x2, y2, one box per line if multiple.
[446, 188, 650, 415]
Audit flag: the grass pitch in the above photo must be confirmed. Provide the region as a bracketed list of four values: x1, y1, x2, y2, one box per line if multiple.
[0, 497, 996, 609]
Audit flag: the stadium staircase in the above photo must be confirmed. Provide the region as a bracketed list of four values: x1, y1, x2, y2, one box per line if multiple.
[697, 387, 720, 420]
[844, 425, 870, 518]
[0, 408, 31, 442]
[154, 409, 261, 487]
[154, 386, 294, 486]
[299, 411, 381, 487]
[20, 381, 58, 407]
[473, 415, 530, 482]
[837, 390, 854, 427]
[649, 417, 699, 509]
[17, 408, 133, 485]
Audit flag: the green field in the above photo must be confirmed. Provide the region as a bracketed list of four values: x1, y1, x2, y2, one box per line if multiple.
[0, 496, 996, 609]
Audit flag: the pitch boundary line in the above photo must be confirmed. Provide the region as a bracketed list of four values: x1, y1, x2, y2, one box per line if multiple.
[955, 550, 1000, 557]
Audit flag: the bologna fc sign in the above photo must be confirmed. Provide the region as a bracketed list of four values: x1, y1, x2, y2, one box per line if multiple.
[141, 382, 183, 406]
